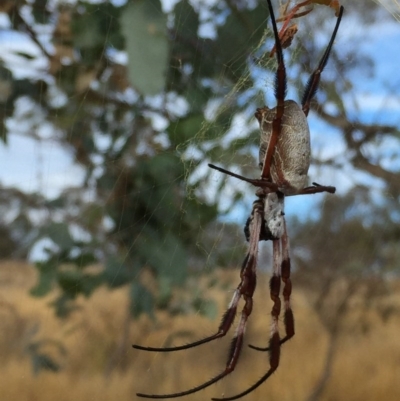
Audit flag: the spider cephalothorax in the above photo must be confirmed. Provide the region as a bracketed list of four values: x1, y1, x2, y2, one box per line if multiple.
[134, 1, 343, 399]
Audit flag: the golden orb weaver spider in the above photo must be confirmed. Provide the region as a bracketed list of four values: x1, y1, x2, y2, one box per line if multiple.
[134, 1, 343, 399]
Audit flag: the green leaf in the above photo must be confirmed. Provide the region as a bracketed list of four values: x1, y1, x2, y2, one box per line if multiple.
[50, 294, 80, 318]
[58, 270, 82, 297]
[103, 256, 134, 288]
[57, 270, 102, 297]
[183, 87, 211, 114]
[15, 52, 36, 60]
[135, 230, 188, 285]
[69, 251, 97, 268]
[72, 12, 104, 50]
[214, 4, 269, 81]
[168, 113, 204, 146]
[30, 260, 57, 297]
[32, 0, 51, 24]
[173, 0, 199, 42]
[45, 222, 74, 250]
[121, 0, 168, 95]
[156, 276, 173, 309]
[130, 282, 155, 319]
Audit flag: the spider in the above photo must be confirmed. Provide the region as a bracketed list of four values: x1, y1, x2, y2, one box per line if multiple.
[133, 1, 343, 399]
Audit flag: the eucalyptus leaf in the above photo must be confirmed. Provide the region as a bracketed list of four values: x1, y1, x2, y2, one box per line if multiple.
[45, 222, 74, 251]
[135, 229, 188, 285]
[51, 294, 80, 318]
[121, 0, 168, 95]
[168, 113, 204, 145]
[130, 282, 155, 319]
[103, 256, 134, 288]
[30, 260, 57, 297]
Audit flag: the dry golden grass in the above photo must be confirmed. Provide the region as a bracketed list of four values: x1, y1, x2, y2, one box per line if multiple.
[1, 261, 399, 401]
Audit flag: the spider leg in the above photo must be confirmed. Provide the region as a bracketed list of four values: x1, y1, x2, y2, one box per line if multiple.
[280, 218, 295, 343]
[260, 0, 287, 181]
[294, 182, 336, 196]
[133, 239, 252, 353]
[133, 287, 240, 352]
[301, 6, 344, 116]
[249, 218, 295, 351]
[136, 199, 264, 399]
[213, 226, 283, 401]
[208, 164, 336, 196]
[208, 163, 279, 192]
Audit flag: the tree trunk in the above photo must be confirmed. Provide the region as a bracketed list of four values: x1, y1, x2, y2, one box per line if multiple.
[306, 331, 338, 401]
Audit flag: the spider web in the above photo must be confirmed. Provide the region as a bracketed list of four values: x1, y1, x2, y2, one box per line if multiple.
[177, 2, 328, 222]
[179, 0, 400, 221]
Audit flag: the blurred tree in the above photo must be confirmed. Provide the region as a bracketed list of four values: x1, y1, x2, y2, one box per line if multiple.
[290, 186, 400, 401]
[0, 0, 398, 330]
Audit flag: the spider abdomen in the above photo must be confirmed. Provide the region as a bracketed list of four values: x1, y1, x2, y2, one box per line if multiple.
[256, 100, 311, 195]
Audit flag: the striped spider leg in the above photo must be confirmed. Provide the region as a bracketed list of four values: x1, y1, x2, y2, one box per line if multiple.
[134, 194, 265, 398]
[133, 0, 342, 399]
